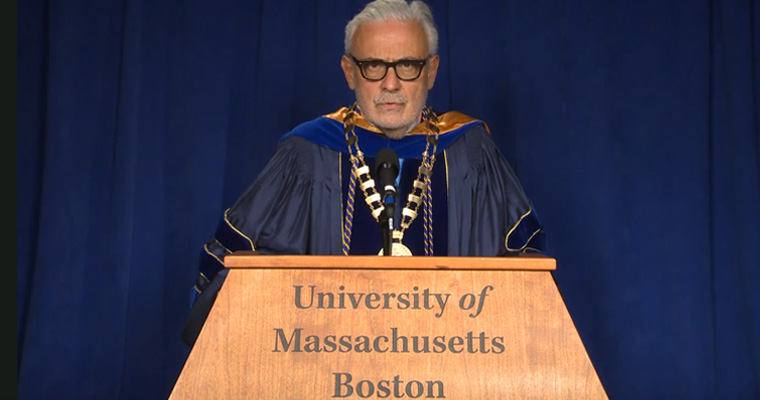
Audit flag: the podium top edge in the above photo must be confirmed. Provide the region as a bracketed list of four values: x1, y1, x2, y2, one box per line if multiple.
[223, 253, 556, 271]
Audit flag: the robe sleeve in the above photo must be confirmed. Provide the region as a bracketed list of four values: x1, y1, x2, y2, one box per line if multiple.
[197, 137, 319, 285]
[182, 136, 341, 346]
[446, 125, 546, 256]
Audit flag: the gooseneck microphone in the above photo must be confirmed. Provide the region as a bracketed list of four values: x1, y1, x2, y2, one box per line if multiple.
[375, 148, 400, 256]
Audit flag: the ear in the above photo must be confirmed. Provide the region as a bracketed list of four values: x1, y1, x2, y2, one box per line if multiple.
[426, 55, 440, 89]
[341, 55, 357, 90]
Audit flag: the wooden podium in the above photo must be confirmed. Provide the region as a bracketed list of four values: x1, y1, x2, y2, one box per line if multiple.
[170, 254, 607, 399]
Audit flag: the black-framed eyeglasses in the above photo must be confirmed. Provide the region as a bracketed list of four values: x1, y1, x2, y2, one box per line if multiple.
[350, 55, 428, 81]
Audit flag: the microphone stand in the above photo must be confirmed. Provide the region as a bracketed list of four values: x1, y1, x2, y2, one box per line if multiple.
[375, 147, 400, 257]
[380, 202, 394, 256]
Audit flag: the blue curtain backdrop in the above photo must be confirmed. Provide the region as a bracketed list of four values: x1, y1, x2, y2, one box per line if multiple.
[17, 0, 759, 399]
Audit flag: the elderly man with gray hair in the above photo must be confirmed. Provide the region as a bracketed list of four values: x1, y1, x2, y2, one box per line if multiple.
[182, 0, 545, 347]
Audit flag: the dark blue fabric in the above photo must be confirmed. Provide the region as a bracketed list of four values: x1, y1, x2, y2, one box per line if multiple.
[198, 121, 537, 261]
[17, 1, 759, 399]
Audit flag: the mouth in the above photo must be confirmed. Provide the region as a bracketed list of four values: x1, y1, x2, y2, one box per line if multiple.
[377, 102, 404, 111]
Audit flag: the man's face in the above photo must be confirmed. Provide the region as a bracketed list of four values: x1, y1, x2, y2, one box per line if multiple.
[341, 19, 439, 139]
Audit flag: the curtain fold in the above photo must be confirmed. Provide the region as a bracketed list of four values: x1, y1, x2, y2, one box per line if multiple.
[709, 1, 760, 398]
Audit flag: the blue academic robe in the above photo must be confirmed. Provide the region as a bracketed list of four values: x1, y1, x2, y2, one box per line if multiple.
[181, 107, 545, 346]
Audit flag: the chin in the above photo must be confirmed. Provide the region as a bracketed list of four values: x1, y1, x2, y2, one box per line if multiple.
[377, 120, 414, 138]
[380, 114, 415, 128]
[383, 130, 407, 140]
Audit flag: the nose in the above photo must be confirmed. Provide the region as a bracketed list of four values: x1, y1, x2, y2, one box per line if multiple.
[380, 66, 402, 91]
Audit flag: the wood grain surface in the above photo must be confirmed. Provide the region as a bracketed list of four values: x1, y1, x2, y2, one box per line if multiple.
[170, 255, 607, 399]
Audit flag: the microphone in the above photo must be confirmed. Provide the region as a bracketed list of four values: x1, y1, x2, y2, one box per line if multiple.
[375, 148, 399, 256]
[375, 148, 400, 206]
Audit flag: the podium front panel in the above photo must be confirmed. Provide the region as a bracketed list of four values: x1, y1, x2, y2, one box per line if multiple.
[170, 261, 607, 399]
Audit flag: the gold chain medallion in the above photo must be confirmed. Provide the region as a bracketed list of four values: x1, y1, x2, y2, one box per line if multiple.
[342, 104, 440, 256]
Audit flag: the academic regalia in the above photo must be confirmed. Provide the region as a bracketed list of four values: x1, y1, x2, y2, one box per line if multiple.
[181, 107, 545, 346]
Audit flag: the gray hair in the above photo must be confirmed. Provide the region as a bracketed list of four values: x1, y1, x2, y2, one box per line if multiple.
[344, 0, 439, 56]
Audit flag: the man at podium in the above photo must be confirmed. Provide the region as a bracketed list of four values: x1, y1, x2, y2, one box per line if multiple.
[182, 0, 546, 346]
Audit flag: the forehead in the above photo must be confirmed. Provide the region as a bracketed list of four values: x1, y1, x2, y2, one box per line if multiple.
[351, 19, 428, 60]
